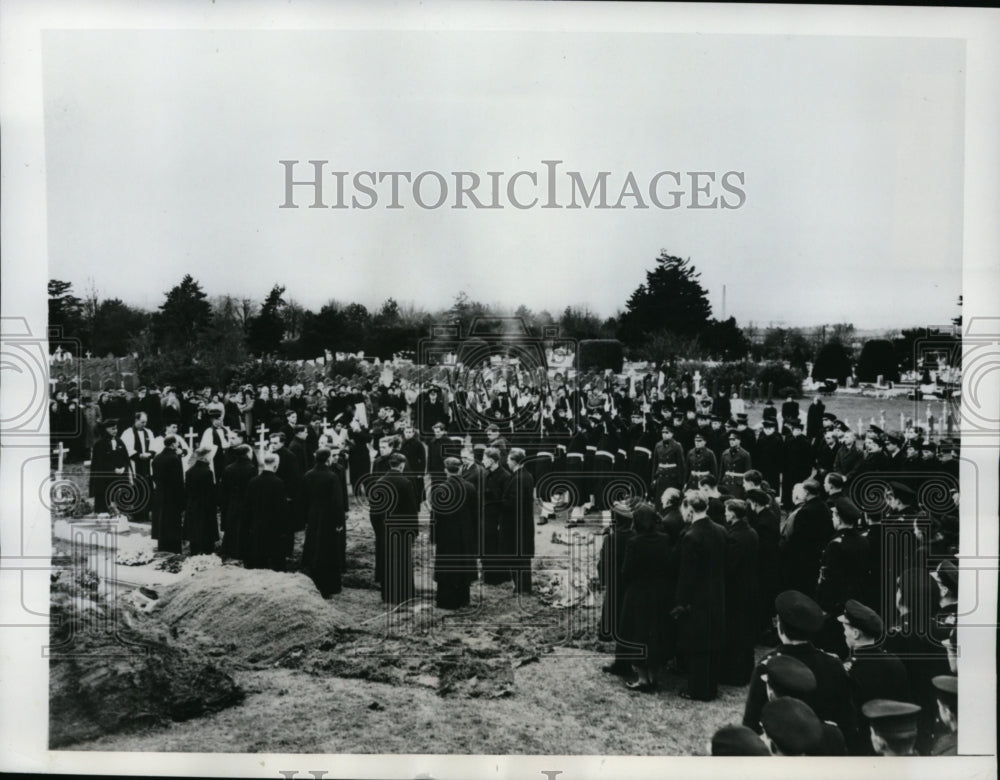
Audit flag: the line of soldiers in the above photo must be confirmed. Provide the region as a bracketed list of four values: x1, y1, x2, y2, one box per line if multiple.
[593, 406, 961, 755]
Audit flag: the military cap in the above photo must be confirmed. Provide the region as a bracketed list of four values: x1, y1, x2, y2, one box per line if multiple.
[888, 481, 916, 503]
[736, 413, 749, 422]
[931, 675, 958, 708]
[727, 430, 741, 439]
[822, 412, 837, 422]
[775, 590, 825, 635]
[660, 423, 674, 432]
[885, 432, 904, 447]
[868, 424, 884, 436]
[789, 418, 804, 430]
[931, 559, 959, 592]
[710, 414, 722, 422]
[835, 421, 851, 433]
[831, 496, 862, 524]
[838, 599, 883, 637]
[761, 419, 777, 429]
[711, 725, 770, 756]
[761, 697, 824, 755]
[861, 700, 921, 739]
[762, 655, 817, 698]
[693, 431, 706, 441]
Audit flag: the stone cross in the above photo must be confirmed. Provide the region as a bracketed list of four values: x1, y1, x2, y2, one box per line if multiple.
[185, 427, 199, 453]
[257, 423, 270, 452]
[52, 441, 67, 475]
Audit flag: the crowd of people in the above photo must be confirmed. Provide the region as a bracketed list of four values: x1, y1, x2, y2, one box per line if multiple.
[51, 369, 961, 757]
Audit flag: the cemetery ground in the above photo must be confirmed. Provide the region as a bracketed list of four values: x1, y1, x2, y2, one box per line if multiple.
[50, 471, 758, 755]
[46, 393, 950, 755]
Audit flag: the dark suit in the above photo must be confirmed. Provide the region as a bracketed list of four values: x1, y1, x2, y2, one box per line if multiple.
[675, 516, 727, 700]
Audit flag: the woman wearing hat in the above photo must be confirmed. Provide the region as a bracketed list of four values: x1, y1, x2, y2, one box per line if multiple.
[88, 418, 130, 514]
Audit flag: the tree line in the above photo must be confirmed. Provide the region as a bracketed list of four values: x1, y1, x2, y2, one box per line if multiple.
[49, 252, 958, 386]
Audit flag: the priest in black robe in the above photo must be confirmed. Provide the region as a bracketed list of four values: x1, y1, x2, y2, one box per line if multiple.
[431, 457, 478, 608]
[375, 452, 420, 605]
[246, 452, 290, 571]
[300, 448, 345, 597]
[184, 446, 218, 556]
[151, 435, 185, 553]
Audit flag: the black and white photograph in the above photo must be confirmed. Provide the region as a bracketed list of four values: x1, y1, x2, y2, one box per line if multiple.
[1, 2, 998, 778]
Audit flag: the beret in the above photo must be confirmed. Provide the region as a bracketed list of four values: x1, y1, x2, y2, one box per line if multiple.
[931, 559, 959, 592]
[763, 655, 817, 698]
[775, 590, 824, 636]
[889, 481, 916, 503]
[838, 599, 883, 637]
[761, 697, 824, 755]
[711, 725, 770, 756]
[831, 497, 862, 524]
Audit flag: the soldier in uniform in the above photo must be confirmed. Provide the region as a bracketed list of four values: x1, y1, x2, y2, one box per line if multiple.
[838, 599, 912, 754]
[720, 431, 752, 498]
[685, 432, 718, 489]
[781, 479, 833, 599]
[930, 675, 958, 756]
[652, 424, 686, 493]
[759, 655, 847, 756]
[743, 590, 856, 740]
[627, 413, 657, 497]
[816, 497, 870, 630]
[862, 700, 922, 756]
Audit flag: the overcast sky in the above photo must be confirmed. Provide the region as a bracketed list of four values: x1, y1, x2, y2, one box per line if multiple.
[42, 30, 964, 330]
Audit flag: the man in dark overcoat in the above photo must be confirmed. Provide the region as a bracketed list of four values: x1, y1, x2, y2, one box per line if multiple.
[500, 448, 536, 594]
[673, 490, 727, 701]
[431, 457, 478, 608]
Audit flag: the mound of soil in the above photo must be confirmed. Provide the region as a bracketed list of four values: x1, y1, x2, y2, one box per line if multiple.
[155, 566, 350, 665]
[49, 572, 244, 748]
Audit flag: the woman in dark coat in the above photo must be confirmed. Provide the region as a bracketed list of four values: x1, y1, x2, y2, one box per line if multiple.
[599, 501, 636, 677]
[432, 458, 478, 608]
[89, 418, 130, 514]
[300, 448, 344, 597]
[617, 504, 673, 691]
[184, 447, 219, 556]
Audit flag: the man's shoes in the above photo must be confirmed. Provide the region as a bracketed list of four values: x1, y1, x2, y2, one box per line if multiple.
[602, 663, 629, 677]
